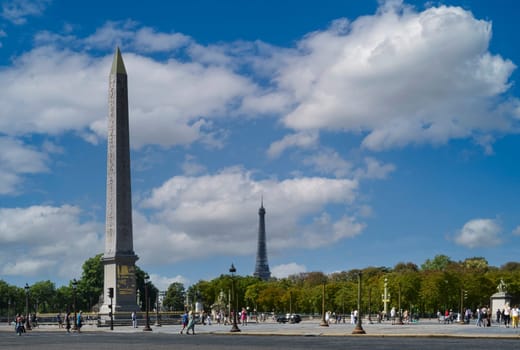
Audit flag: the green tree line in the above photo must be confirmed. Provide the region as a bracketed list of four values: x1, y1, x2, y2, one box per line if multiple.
[1, 254, 519, 318]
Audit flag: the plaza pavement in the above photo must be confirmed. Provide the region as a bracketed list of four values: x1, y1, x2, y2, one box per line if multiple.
[1, 319, 520, 338]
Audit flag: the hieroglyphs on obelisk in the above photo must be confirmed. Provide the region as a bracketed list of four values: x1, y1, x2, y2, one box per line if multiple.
[100, 47, 139, 313]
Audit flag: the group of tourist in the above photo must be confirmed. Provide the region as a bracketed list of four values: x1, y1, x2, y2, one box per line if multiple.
[436, 305, 520, 328]
[494, 304, 520, 328]
[14, 310, 84, 335]
[179, 310, 197, 334]
[55, 311, 83, 333]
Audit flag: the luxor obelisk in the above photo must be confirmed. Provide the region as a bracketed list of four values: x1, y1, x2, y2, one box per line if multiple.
[100, 47, 139, 314]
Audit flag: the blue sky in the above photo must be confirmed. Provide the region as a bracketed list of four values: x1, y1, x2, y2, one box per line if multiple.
[1, 0, 520, 291]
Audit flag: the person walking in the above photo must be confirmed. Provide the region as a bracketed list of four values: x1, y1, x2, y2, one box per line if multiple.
[475, 308, 482, 327]
[503, 305, 511, 328]
[65, 312, 71, 333]
[57, 313, 63, 328]
[180, 311, 188, 334]
[186, 311, 196, 335]
[512, 305, 519, 328]
[76, 311, 83, 333]
[131, 311, 137, 328]
[241, 308, 248, 326]
[15, 314, 24, 336]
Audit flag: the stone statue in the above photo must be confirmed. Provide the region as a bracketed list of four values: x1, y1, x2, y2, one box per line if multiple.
[497, 279, 507, 293]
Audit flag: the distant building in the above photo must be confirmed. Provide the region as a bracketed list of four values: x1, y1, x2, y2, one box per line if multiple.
[253, 199, 271, 280]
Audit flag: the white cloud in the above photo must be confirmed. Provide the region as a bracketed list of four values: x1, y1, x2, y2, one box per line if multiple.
[0, 45, 257, 149]
[137, 168, 361, 262]
[267, 132, 319, 158]
[356, 157, 396, 180]
[149, 273, 189, 291]
[181, 155, 207, 176]
[0, 205, 102, 278]
[302, 148, 352, 177]
[512, 226, 520, 236]
[2, 3, 518, 156]
[271, 263, 307, 279]
[1, 0, 50, 25]
[0, 137, 49, 194]
[274, 4, 517, 151]
[454, 218, 502, 248]
[301, 213, 365, 246]
[83, 21, 192, 53]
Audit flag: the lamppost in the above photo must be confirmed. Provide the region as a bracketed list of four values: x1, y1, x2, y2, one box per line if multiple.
[352, 271, 366, 334]
[368, 287, 373, 324]
[381, 278, 390, 320]
[459, 288, 465, 324]
[229, 263, 241, 332]
[7, 297, 11, 325]
[143, 274, 152, 331]
[289, 290, 292, 315]
[320, 282, 329, 327]
[24, 283, 31, 330]
[72, 279, 77, 331]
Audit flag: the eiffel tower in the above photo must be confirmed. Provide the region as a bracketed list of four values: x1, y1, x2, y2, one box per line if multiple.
[254, 199, 271, 281]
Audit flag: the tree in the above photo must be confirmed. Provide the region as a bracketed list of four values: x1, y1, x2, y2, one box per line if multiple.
[135, 267, 157, 311]
[29, 280, 56, 313]
[500, 262, 520, 272]
[162, 282, 185, 311]
[78, 253, 104, 311]
[462, 257, 489, 271]
[421, 255, 453, 271]
[394, 262, 419, 273]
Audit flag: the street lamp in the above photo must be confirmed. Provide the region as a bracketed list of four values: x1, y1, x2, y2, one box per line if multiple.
[143, 274, 152, 331]
[459, 288, 466, 324]
[24, 283, 31, 330]
[7, 297, 11, 325]
[320, 282, 329, 327]
[368, 288, 373, 324]
[352, 271, 366, 334]
[381, 277, 390, 320]
[229, 263, 241, 332]
[72, 279, 78, 331]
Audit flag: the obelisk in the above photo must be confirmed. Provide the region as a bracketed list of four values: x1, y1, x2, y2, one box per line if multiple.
[253, 199, 271, 280]
[100, 47, 139, 314]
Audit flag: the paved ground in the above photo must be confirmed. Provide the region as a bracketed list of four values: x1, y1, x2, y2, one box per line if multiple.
[2, 318, 520, 338]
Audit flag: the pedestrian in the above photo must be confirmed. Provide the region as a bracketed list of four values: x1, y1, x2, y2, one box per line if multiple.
[65, 312, 71, 333]
[180, 310, 188, 334]
[186, 311, 196, 335]
[76, 311, 83, 333]
[241, 308, 248, 326]
[475, 308, 482, 327]
[57, 312, 63, 328]
[15, 314, 23, 336]
[512, 305, 519, 328]
[131, 311, 137, 328]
